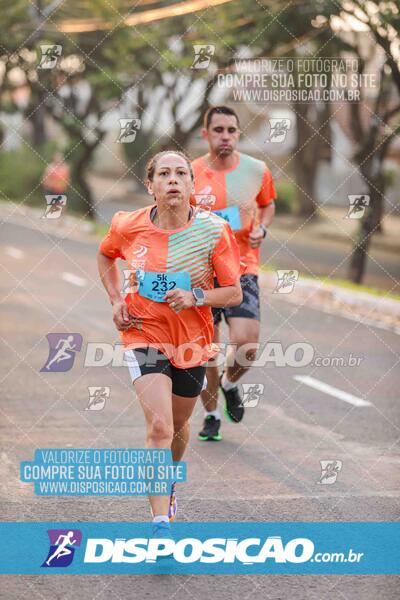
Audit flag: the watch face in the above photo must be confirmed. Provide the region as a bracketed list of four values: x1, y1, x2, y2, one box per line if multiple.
[194, 288, 204, 302]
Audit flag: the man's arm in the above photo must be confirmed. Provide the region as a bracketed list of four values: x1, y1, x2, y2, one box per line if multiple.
[258, 201, 275, 228]
[249, 202, 276, 248]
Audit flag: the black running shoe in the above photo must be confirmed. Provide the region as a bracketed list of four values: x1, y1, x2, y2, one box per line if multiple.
[220, 374, 244, 423]
[198, 415, 222, 441]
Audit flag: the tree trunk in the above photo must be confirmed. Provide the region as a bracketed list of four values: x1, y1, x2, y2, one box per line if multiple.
[348, 206, 374, 284]
[348, 170, 385, 283]
[71, 160, 95, 218]
[69, 141, 97, 218]
[292, 101, 321, 218]
[371, 177, 385, 234]
[31, 102, 47, 147]
[293, 157, 318, 217]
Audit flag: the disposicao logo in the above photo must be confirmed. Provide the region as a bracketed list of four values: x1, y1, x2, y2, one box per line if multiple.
[84, 536, 314, 564]
[42, 529, 82, 567]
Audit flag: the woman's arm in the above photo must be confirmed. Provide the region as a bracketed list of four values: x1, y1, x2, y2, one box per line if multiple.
[97, 251, 132, 330]
[164, 281, 242, 313]
[203, 280, 242, 307]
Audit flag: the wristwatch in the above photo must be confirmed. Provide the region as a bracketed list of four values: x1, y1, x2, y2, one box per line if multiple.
[260, 224, 267, 238]
[192, 288, 205, 306]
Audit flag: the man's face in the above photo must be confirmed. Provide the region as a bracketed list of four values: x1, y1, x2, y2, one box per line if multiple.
[147, 153, 194, 206]
[202, 113, 240, 157]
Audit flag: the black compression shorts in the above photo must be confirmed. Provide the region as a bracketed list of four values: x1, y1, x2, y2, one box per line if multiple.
[125, 347, 206, 398]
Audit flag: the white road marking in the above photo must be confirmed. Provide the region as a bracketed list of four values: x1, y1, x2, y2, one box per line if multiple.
[5, 246, 24, 259]
[61, 272, 87, 287]
[294, 375, 373, 407]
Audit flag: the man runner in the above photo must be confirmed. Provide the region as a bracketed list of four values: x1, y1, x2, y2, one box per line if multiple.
[192, 105, 276, 441]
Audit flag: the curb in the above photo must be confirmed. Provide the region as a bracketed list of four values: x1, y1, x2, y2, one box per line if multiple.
[260, 272, 400, 323]
[272, 219, 400, 254]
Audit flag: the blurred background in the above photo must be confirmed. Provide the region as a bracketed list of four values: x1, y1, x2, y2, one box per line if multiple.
[0, 0, 399, 291]
[1, 5, 400, 596]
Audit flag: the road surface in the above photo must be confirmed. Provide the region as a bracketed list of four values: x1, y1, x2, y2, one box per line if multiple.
[0, 219, 399, 599]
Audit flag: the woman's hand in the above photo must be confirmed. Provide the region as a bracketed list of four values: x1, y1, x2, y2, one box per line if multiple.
[164, 289, 195, 313]
[112, 299, 134, 330]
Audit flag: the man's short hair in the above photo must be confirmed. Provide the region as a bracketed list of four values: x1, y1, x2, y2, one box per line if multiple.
[204, 106, 240, 129]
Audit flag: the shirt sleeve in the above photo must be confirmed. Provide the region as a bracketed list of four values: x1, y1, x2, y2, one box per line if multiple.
[212, 223, 241, 286]
[256, 166, 277, 207]
[99, 212, 125, 259]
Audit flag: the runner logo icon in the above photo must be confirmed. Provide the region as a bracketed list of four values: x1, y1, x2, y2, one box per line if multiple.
[118, 119, 141, 143]
[318, 460, 342, 485]
[86, 386, 110, 411]
[191, 45, 215, 69]
[38, 45, 62, 69]
[274, 270, 299, 294]
[241, 383, 264, 407]
[267, 118, 291, 143]
[122, 269, 140, 294]
[41, 333, 83, 372]
[42, 194, 67, 219]
[346, 195, 370, 219]
[42, 529, 82, 567]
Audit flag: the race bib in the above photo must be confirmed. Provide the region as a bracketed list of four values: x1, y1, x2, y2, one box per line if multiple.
[137, 271, 191, 302]
[213, 206, 241, 231]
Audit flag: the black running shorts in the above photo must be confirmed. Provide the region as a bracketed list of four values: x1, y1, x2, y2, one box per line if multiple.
[125, 347, 206, 398]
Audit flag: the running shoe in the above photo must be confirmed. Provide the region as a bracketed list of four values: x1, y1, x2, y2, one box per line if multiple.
[198, 415, 222, 441]
[151, 521, 174, 541]
[168, 481, 177, 522]
[220, 374, 244, 423]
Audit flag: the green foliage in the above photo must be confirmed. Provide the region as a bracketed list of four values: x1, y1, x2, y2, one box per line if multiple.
[0, 143, 56, 206]
[275, 180, 297, 214]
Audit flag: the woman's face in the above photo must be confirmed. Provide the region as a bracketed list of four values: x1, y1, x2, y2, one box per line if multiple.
[147, 153, 194, 207]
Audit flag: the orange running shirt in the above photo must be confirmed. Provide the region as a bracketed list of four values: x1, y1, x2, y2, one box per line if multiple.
[192, 152, 276, 275]
[99, 206, 241, 368]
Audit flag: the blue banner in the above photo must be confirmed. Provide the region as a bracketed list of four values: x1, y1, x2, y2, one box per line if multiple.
[0, 522, 398, 574]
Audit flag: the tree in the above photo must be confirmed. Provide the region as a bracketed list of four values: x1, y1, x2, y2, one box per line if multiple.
[125, 0, 336, 214]
[338, 1, 400, 283]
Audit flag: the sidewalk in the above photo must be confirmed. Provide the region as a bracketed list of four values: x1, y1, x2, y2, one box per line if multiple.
[273, 205, 400, 254]
[260, 272, 400, 334]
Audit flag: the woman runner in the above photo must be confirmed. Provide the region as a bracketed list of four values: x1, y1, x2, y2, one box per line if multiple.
[97, 150, 242, 538]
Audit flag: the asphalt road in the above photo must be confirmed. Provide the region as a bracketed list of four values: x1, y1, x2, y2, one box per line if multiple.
[0, 220, 399, 599]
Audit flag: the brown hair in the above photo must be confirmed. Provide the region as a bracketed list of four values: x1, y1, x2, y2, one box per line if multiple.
[146, 150, 194, 182]
[203, 105, 240, 129]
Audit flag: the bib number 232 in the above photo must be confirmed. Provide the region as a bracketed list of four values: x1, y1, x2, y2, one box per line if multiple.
[138, 271, 191, 302]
